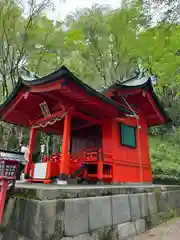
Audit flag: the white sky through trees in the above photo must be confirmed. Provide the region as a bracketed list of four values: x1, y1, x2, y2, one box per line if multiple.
[41, 0, 122, 20]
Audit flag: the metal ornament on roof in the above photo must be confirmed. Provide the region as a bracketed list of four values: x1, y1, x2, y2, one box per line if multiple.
[150, 75, 158, 85]
[137, 67, 158, 86]
[149, 75, 158, 94]
[20, 67, 40, 81]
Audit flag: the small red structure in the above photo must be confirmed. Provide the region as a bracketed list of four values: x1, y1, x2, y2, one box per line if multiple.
[0, 66, 170, 184]
[0, 159, 19, 224]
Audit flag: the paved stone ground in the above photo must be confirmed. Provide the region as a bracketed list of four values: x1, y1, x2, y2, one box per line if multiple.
[0, 219, 179, 240]
[135, 218, 180, 240]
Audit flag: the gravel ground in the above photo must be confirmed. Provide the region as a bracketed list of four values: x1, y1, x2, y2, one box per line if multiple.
[135, 218, 180, 240]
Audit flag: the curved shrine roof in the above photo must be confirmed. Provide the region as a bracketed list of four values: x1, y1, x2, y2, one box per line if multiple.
[103, 76, 171, 126]
[0, 66, 132, 132]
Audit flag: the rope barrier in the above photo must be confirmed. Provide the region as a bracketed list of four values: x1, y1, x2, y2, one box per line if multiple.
[33, 111, 68, 129]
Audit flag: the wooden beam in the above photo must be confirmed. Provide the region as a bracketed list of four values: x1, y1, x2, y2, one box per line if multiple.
[116, 117, 137, 127]
[42, 92, 73, 112]
[30, 81, 63, 93]
[30, 106, 74, 127]
[30, 93, 46, 104]
[146, 91, 165, 123]
[120, 89, 142, 96]
[2, 93, 25, 119]
[72, 122, 96, 132]
[73, 111, 100, 124]
[116, 102, 138, 115]
[42, 92, 63, 102]
[108, 89, 142, 98]
[111, 95, 138, 115]
[30, 109, 68, 127]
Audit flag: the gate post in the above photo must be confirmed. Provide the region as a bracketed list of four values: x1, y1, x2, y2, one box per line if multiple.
[0, 159, 19, 225]
[0, 180, 8, 224]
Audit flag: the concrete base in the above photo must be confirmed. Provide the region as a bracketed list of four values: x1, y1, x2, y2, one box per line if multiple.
[1, 184, 180, 240]
[13, 182, 180, 200]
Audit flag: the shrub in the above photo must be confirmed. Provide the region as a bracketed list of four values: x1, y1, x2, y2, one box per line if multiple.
[150, 128, 180, 184]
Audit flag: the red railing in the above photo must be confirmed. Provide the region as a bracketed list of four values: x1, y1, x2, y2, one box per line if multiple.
[43, 148, 103, 164]
[41, 148, 111, 181]
[71, 148, 103, 163]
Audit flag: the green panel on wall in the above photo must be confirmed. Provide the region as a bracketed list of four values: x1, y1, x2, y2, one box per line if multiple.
[120, 123, 136, 148]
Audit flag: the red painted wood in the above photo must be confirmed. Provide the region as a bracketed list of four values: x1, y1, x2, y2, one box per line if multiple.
[97, 161, 103, 180]
[102, 113, 152, 183]
[27, 110, 153, 184]
[109, 87, 167, 126]
[0, 180, 8, 224]
[72, 122, 96, 132]
[73, 111, 100, 124]
[30, 108, 70, 127]
[2, 93, 25, 120]
[60, 112, 72, 176]
[24, 93, 152, 183]
[29, 81, 63, 93]
[146, 91, 166, 124]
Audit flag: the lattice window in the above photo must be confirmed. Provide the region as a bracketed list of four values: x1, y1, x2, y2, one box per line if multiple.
[0, 163, 4, 176]
[5, 164, 17, 176]
[0, 161, 17, 177]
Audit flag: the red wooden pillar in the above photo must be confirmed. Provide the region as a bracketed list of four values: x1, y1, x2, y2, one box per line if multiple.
[59, 112, 71, 182]
[112, 161, 116, 183]
[97, 161, 103, 183]
[0, 180, 8, 224]
[24, 127, 36, 177]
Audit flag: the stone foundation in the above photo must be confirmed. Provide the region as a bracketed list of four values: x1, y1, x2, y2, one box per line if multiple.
[1, 184, 180, 240]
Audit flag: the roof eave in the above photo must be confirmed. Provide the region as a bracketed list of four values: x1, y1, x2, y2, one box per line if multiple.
[0, 66, 133, 122]
[22, 66, 133, 115]
[0, 79, 25, 117]
[104, 77, 171, 124]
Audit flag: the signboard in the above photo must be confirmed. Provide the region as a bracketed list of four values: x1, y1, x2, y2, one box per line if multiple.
[0, 149, 26, 165]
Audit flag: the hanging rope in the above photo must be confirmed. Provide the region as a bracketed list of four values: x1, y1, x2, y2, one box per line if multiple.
[33, 111, 68, 129]
[121, 96, 143, 183]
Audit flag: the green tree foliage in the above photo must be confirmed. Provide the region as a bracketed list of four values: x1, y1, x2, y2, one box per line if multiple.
[26, 16, 67, 76]
[0, 0, 55, 148]
[0, 0, 179, 183]
[150, 129, 180, 183]
[64, 2, 146, 87]
[134, 22, 180, 126]
[0, 0, 56, 99]
[136, 24, 180, 86]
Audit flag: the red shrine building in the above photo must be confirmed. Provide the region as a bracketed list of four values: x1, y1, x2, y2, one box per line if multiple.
[0, 66, 171, 184]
